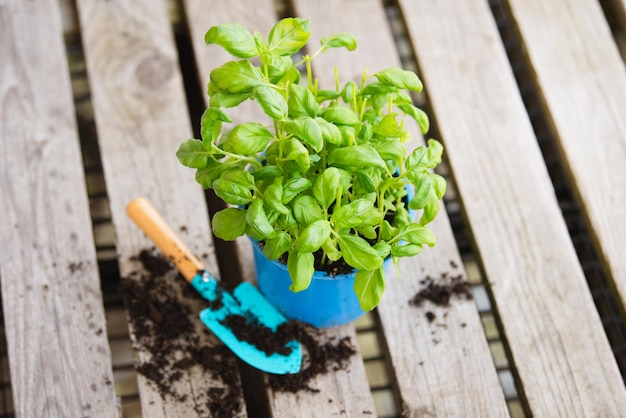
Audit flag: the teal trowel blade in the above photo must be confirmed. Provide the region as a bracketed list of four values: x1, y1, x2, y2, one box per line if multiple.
[191, 272, 302, 375]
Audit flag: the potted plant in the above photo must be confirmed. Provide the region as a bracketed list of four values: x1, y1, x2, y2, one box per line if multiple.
[177, 17, 446, 327]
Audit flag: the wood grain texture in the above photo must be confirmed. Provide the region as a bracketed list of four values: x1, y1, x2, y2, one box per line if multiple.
[295, 1, 509, 415]
[181, 1, 377, 414]
[0, 0, 117, 416]
[399, 0, 626, 415]
[507, 0, 626, 316]
[73, 0, 245, 415]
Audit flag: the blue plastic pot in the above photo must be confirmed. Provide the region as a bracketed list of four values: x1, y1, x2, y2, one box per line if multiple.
[250, 186, 413, 328]
[251, 239, 392, 328]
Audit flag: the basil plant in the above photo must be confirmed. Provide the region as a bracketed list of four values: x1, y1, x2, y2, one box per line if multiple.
[177, 18, 446, 311]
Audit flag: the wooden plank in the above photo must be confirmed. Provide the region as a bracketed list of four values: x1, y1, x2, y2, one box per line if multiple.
[294, 1, 509, 416]
[0, 1, 118, 416]
[73, 0, 246, 416]
[181, 1, 377, 414]
[399, 0, 626, 415]
[507, 0, 626, 314]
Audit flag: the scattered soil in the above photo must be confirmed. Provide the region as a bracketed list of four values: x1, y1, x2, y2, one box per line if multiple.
[122, 248, 358, 411]
[268, 322, 357, 393]
[220, 314, 293, 356]
[408, 272, 473, 309]
[121, 248, 242, 418]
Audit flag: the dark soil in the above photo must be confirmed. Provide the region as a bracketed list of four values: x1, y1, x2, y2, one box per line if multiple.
[409, 271, 474, 309]
[261, 241, 354, 277]
[268, 322, 357, 393]
[218, 313, 358, 393]
[122, 248, 358, 411]
[220, 314, 293, 357]
[121, 248, 242, 418]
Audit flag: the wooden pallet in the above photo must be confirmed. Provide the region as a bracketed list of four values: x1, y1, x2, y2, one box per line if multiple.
[1, 0, 626, 416]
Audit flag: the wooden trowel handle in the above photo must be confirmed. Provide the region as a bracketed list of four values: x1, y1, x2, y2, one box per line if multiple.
[126, 197, 204, 282]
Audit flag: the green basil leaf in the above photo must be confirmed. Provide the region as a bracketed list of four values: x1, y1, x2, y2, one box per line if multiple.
[332, 199, 374, 229]
[283, 139, 310, 172]
[268, 18, 311, 56]
[282, 177, 312, 203]
[320, 33, 357, 51]
[408, 172, 433, 210]
[294, 220, 331, 253]
[263, 231, 292, 260]
[321, 239, 342, 262]
[419, 192, 440, 226]
[322, 106, 361, 126]
[287, 250, 314, 292]
[211, 208, 247, 240]
[356, 225, 378, 240]
[341, 80, 358, 104]
[221, 170, 255, 188]
[313, 167, 345, 209]
[288, 84, 321, 118]
[277, 210, 298, 229]
[373, 139, 407, 161]
[354, 170, 377, 193]
[361, 81, 397, 97]
[337, 234, 383, 271]
[266, 55, 293, 83]
[223, 123, 273, 156]
[200, 108, 231, 143]
[205, 24, 257, 58]
[358, 122, 374, 141]
[391, 243, 422, 258]
[246, 199, 275, 238]
[264, 177, 289, 215]
[374, 114, 405, 138]
[432, 173, 447, 200]
[176, 139, 209, 168]
[284, 117, 323, 152]
[315, 117, 343, 145]
[354, 267, 385, 311]
[291, 195, 324, 226]
[372, 242, 391, 259]
[426, 139, 444, 168]
[279, 66, 301, 85]
[316, 89, 341, 102]
[209, 91, 251, 108]
[213, 178, 252, 205]
[252, 165, 283, 180]
[398, 103, 429, 134]
[391, 206, 412, 228]
[208, 80, 218, 96]
[375, 67, 423, 92]
[195, 159, 223, 189]
[370, 94, 390, 113]
[396, 223, 435, 246]
[328, 145, 387, 169]
[380, 220, 397, 241]
[405, 145, 428, 171]
[252, 84, 288, 120]
[210, 60, 264, 94]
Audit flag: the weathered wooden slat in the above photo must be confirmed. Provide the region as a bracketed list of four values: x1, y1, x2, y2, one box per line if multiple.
[399, 0, 626, 415]
[181, 1, 378, 414]
[73, 0, 246, 416]
[0, 1, 118, 416]
[294, 1, 510, 416]
[507, 0, 626, 314]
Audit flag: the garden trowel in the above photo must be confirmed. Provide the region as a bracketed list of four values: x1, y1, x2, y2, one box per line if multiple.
[126, 197, 301, 374]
